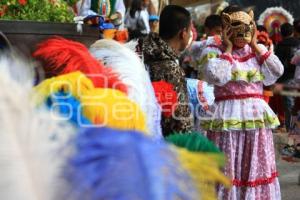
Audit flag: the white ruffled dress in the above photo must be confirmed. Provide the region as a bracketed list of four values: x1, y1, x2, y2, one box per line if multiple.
[200, 36, 284, 200]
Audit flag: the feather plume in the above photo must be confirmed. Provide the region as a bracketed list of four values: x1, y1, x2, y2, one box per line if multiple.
[258, 7, 294, 26]
[152, 81, 178, 118]
[33, 36, 128, 94]
[46, 91, 92, 127]
[176, 148, 230, 200]
[80, 88, 148, 134]
[0, 54, 75, 200]
[165, 132, 222, 154]
[124, 39, 139, 52]
[63, 127, 199, 200]
[34, 71, 95, 105]
[90, 39, 162, 138]
[35, 73, 148, 133]
[0, 51, 35, 88]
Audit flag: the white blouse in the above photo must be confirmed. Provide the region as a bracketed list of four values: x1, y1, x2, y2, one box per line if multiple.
[124, 9, 150, 34]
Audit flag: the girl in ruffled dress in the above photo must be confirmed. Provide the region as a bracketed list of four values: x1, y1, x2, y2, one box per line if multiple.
[200, 5, 284, 199]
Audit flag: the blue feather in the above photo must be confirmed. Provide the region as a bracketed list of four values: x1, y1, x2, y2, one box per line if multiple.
[64, 127, 199, 200]
[46, 91, 91, 127]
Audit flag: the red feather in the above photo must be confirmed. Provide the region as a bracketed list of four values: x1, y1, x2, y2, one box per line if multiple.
[33, 36, 127, 94]
[152, 81, 178, 118]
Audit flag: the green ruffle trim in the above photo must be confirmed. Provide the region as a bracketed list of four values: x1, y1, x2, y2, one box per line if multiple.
[198, 52, 218, 66]
[231, 70, 265, 82]
[200, 115, 280, 131]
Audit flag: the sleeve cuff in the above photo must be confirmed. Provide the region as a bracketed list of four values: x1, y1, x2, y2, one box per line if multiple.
[220, 53, 233, 64]
[259, 51, 271, 65]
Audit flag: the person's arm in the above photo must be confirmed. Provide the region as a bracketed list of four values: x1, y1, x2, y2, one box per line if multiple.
[140, 10, 151, 33]
[200, 36, 233, 86]
[148, 0, 157, 15]
[114, 0, 126, 20]
[256, 44, 284, 86]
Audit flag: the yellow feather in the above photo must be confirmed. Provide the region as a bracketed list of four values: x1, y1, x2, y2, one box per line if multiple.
[81, 88, 148, 134]
[33, 72, 94, 105]
[175, 147, 231, 200]
[33, 72, 148, 134]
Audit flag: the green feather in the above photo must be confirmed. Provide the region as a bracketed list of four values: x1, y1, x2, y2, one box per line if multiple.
[165, 132, 225, 165]
[166, 132, 220, 153]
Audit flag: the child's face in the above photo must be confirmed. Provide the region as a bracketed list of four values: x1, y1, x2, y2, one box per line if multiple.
[208, 26, 222, 37]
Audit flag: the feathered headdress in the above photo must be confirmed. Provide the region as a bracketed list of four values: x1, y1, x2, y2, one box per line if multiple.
[33, 36, 127, 94]
[80, 88, 148, 133]
[35, 72, 148, 134]
[258, 7, 294, 44]
[64, 127, 229, 200]
[46, 91, 92, 127]
[165, 132, 222, 154]
[165, 132, 228, 200]
[90, 39, 162, 138]
[0, 54, 75, 200]
[152, 81, 178, 118]
[34, 71, 95, 105]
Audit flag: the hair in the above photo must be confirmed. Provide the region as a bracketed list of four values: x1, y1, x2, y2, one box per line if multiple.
[204, 14, 222, 29]
[159, 5, 191, 40]
[293, 19, 300, 33]
[129, 0, 142, 18]
[257, 25, 267, 32]
[280, 23, 294, 37]
[221, 5, 244, 15]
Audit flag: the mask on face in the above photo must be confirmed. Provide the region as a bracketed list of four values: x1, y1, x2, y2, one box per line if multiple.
[222, 10, 254, 47]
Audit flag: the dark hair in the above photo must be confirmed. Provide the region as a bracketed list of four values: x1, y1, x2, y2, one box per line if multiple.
[221, 5, 244, 15]
[293, 19, 300, 33]
[257, 25, 267, 32]
[204, 14, 222, 29]
[159, 5, 191, 40]
[280, 23, 294, 37]
[129, 0, 142, 18]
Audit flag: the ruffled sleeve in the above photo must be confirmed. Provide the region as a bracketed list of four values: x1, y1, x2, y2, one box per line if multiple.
[258, 44, 284, 86]
[201, 48, 232, 86]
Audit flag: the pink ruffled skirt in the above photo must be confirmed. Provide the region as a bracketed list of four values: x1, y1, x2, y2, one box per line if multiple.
[207, 129, 281, 200]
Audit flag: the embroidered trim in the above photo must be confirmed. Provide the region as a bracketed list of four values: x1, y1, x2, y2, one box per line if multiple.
[207, 44, 224, 51]
[199, 52, 218, 66]
[200, 115, 280, 131]
[259, 51, 271, 65]
[232, 172, 279, 187]
[215, 94, 264, 101]
[220, 53, 233, 64]
[232, 53, 256, 62]
[231, 70, 265, 83]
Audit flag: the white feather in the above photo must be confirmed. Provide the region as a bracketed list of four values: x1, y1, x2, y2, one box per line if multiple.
[258, 7, 294, 26]
[0, 54, 75, 200]
[90, 39, 162, 139]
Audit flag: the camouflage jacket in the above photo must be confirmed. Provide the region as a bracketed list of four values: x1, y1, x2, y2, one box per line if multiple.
[138, 33, 193, 136]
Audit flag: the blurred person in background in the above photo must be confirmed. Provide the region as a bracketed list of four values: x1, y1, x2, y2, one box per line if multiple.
[180, 14, 223, 79]
[125, 0, 150, 39]
[275, 22, 300, 131]
[76, 0, 126, 26]
[149, 15, 159, 33]
[293, 19, 300, 39]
